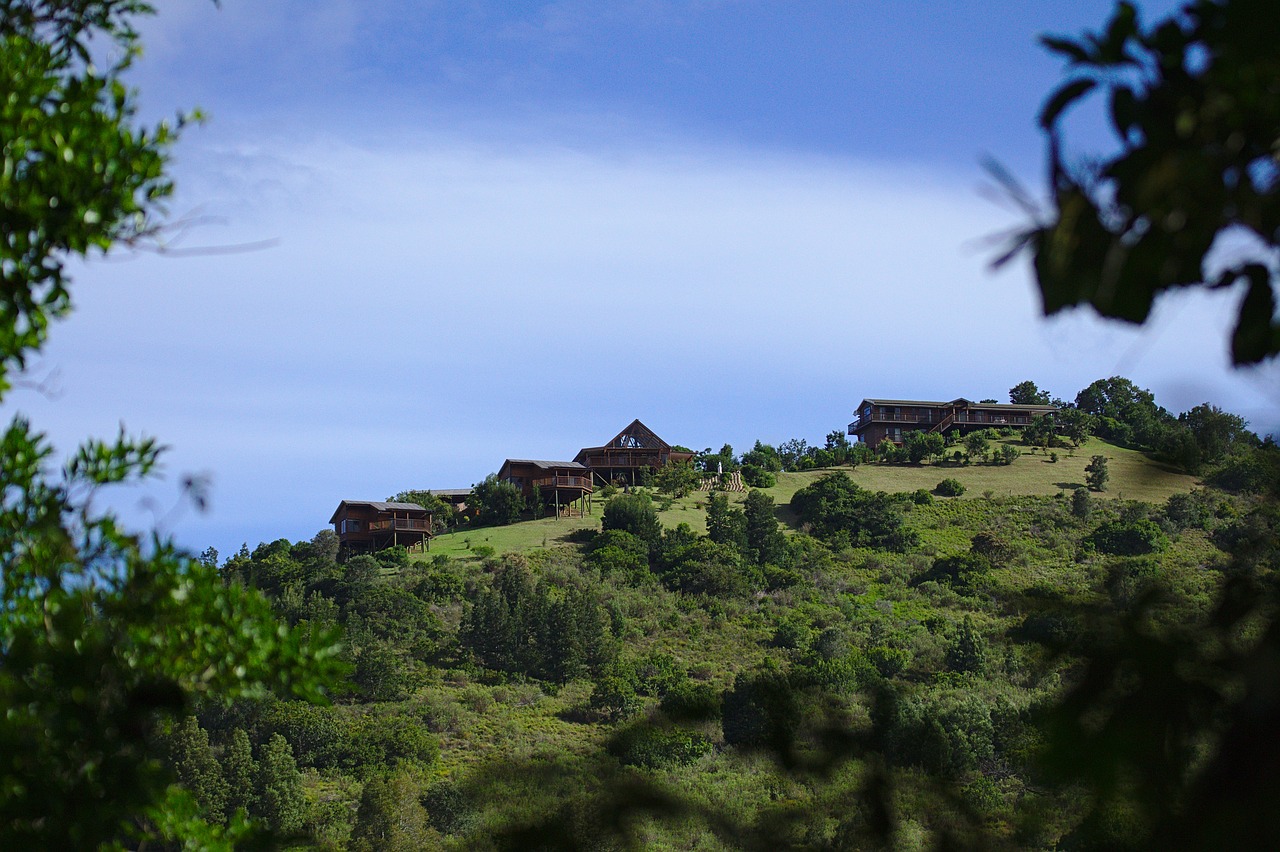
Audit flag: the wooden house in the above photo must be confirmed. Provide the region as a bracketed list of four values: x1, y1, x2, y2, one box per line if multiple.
[497, 459, 593, 517]
[329, 500, 432, 555]
[574, 419, 694, 485]
[848, 398, 1058, 446]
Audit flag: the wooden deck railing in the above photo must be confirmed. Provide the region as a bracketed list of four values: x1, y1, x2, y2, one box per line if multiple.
[368, 517, 432, 533]
[533, 475, 593, 491]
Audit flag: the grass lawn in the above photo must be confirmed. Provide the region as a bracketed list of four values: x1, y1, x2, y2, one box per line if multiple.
[417, 437, 1199, 561]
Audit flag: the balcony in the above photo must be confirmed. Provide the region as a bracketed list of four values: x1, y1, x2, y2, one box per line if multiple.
[533, 474, 593, 491]
[368, 517, 432, 533]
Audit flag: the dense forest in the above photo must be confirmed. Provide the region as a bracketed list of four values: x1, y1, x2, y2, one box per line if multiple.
[161, 379, 1280, 849]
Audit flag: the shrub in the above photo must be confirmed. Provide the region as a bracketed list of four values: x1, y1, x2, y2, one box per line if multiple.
[740, 464, 776, 488]
[996, 444, 1021, 465]
[607, 725, 713, 769]
[1088, 519, 1169, 556]
[911, 489, 934, 505]
[936, 478, 966, 497]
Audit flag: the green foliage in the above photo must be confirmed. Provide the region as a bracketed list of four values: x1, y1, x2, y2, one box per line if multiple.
[1086, 454, 1110, 491]
[469, 474, 525, 526]
[1005, 0, 1280, 364]
[389, 488, 457, 530]
[705, 491, 748, 552]
[652, 460, 701, 497]
[350, 772, 436, 852]
[740, 440, 783, 472]
[791, 472, 919, 551]
[584, 528, 651, 582]
[935, 477, 966, 497]
[458, 560, 615, 681]
[721, 668, 800, 751]
[902, 429, 945, 464]
[995, 443, 1021, 465]
[255, 734, 305, 835]
[602, 491, 662, 551]
[963, 431, 990, 460]
[744, 489, 788, 567]
[1088, 519, 1169, 556]
[740, 463, 777, 487]
[660, 539, 757, 597]
[1072, 486, 1092, 519]
[607, 723, 712, 768]
[1010, 380, 1052, 405]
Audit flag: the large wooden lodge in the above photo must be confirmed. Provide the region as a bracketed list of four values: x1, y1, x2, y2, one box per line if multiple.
[573, 419, 694, 485]
[848, 397, 1057, 446]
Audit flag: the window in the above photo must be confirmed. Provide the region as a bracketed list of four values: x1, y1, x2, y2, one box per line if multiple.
[341, 519, 361, 533]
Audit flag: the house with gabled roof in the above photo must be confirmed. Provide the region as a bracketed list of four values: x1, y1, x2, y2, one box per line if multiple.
[329, 500, 432, 556]
[497, 458, 593, 517]
[574, 419, 694, 485]
[848, 397, 1057, 446]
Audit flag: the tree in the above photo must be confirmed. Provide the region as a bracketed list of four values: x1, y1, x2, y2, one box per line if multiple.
[902, 430, 945, 464]
[1180, 403, 1253, 464]
[999, 0, 1280, 364]
[1010, 380, 1052, 405]
[0, 5, 342, 847]
[964, 431, 990, 461]
[166, 716, 228, 824]
[469, 474, 524, 526]
[222, 728, 258, 820]
[350, 773, 437, 852]
[602, 492, 662, 551]
[743, 490, 787, 567]
[255, 734, 306, 835]
[653, 459, 701, 497]
[1085, 454, 1110, 491]
[705, 492, 748, 554]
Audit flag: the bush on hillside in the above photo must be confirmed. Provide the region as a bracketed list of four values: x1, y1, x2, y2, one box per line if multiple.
[1087, 519, 1169, 556]
[936, 478, 966, 497]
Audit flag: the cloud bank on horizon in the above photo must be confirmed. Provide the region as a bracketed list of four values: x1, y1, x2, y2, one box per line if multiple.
[8, 0, 1276, 555]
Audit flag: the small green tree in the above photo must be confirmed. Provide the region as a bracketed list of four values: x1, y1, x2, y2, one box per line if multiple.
[602, 492, 662, 552]
[255, 734, 306, 835]
[964, 432, 991, 461]
[166, 717, 228, 825]
[1072, 487, 1092, 520]
[744, 490, 787, 567]
[653, 460, 702, 497]
[1085, 454, 1110, 492]
[469, 474, 525, 526]
[223, 728, 257, 821]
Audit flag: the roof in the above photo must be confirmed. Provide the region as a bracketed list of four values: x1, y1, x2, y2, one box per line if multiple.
[328, 500, 430, 524]
[857, 398, 1059, 412]
[501, 459, 587, 470]
[860, 398, 948, 407]
[575, 419, 673, 460]
[428, 488, 473, 497]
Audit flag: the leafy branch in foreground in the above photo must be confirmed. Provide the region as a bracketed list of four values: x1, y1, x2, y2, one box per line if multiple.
[996, 0, 1280, 364]
[1, 2, 342, 847]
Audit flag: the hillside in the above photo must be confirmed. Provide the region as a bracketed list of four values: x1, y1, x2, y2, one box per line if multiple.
[149, 429, 1268, 849]
[423, 436, 1200, 560]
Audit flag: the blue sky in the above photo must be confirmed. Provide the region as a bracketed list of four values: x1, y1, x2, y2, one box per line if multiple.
[13, 1, 1279, 557]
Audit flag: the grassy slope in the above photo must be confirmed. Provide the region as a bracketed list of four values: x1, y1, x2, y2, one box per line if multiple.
[420, 437, 1199, 560]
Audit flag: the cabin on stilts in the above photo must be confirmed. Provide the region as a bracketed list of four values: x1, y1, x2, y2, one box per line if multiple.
[330, 500, 432, 556]
[574, 419, 693, 486]
[497, 459, 594, 518]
